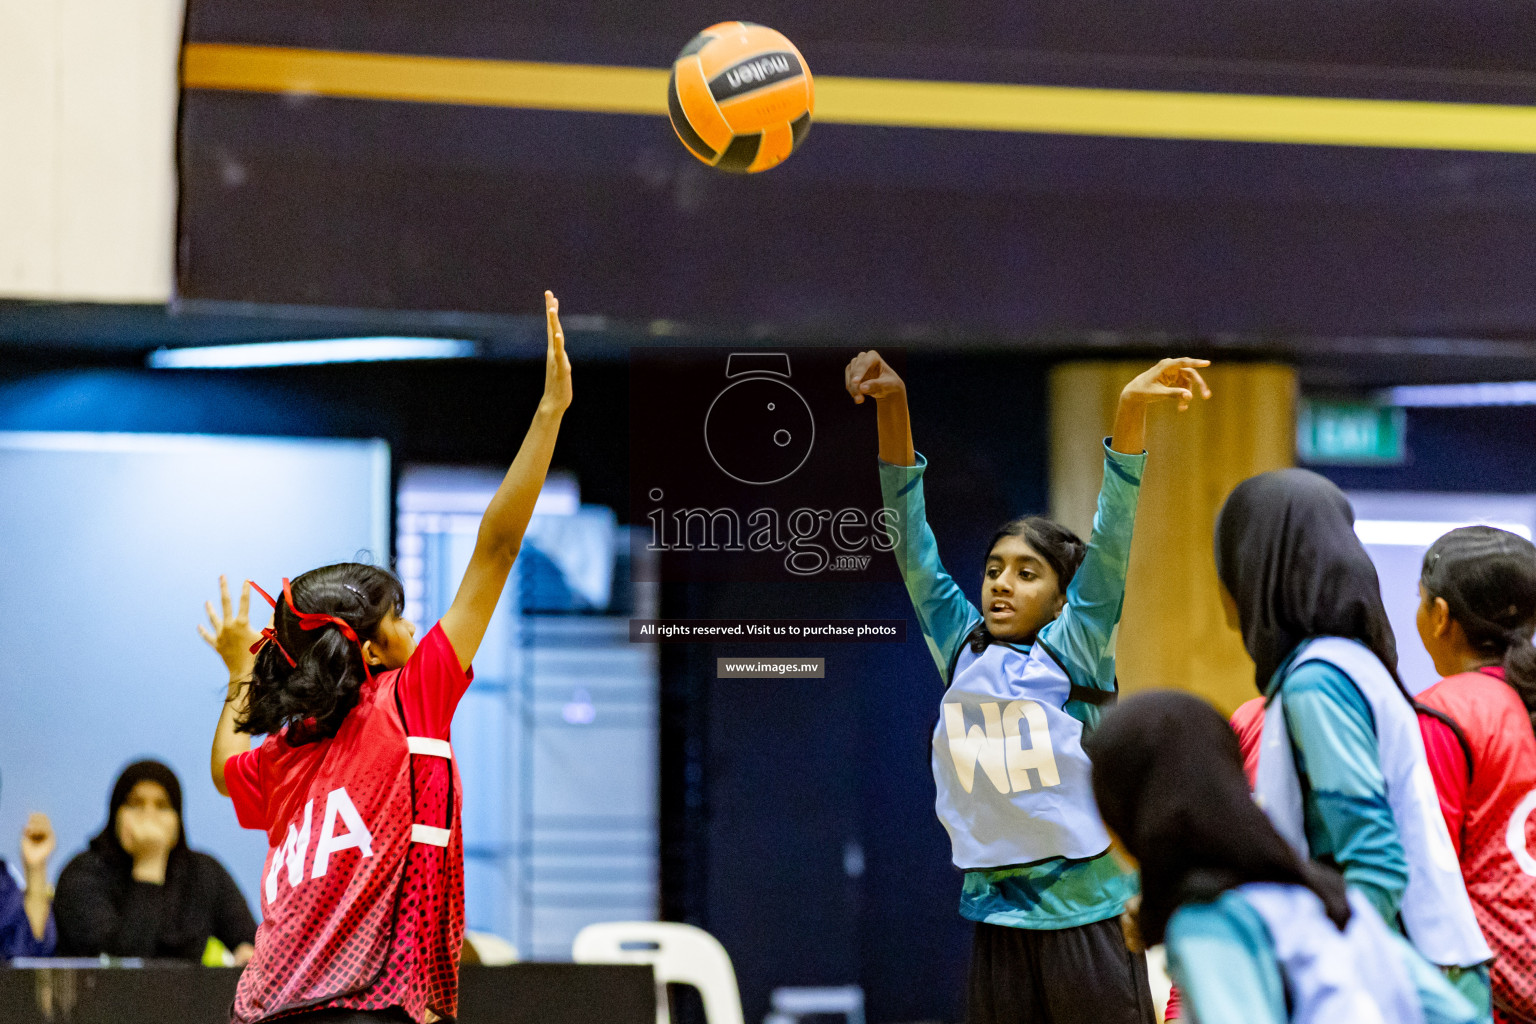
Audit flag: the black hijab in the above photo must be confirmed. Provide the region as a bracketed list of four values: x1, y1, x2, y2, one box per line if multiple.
[1214, 469, 1400, 694]
[1085, 691, 1351, 946]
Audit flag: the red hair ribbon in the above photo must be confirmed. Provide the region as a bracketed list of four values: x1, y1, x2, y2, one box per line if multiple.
[247, 579, 374, 682]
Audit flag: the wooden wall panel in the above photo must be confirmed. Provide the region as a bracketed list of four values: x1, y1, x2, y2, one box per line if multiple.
[1050, 361, 1296, 713]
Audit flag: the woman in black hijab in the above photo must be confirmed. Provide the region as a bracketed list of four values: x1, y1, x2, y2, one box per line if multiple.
[1214, 469, 1409, 918]
[1213, 469, 1493, 1015]
[1086, 691, 1478, 1024]
[53, 760, 256, 963]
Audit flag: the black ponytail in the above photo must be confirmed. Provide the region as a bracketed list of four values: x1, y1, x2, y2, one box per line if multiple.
[967, 516, 1087, 654]
[1421, 526, 1536, 737]
[240, 562, 405, 745]
[1502, 628, 1536, 736]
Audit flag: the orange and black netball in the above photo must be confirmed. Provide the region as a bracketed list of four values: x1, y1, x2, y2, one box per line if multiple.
[666, 22, 814, 174]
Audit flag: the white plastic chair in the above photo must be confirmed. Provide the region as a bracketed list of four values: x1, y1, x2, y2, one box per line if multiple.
[463, 930, 520, 965]
[572, 921, 746, 1024]
[1146, 944, 1174, 1022]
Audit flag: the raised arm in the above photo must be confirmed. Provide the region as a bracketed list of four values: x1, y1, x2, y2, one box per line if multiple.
[200, 576, 258, 797]
[1045, 358, 1211, 690]
[846, 350, 979, 677]
[437, 291, 573, 671]
[846, 349, 914, 466]
[19, 813, 56, 946]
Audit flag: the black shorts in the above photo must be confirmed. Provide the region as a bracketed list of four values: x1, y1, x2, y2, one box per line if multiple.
[967, 917, 1156, 1024]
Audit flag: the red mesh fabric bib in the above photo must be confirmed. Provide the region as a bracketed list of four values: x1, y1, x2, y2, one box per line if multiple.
[233, 670, 464, 1023]
[1419, 670, 1536, 1022]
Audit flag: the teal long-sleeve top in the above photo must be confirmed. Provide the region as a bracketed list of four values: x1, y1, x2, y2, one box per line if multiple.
[1267, 653, 1410, 924]
[1165, 890, 1479, 1024]
[1268, 655, 1492, 1016]
[879, 440, 1145, 929]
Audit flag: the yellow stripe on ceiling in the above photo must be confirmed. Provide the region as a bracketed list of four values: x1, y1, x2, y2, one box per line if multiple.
[184, 44, 672, 116]
[182, 42, 1536, 153]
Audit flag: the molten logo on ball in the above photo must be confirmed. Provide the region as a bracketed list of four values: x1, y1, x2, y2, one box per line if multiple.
[715, 53, 797, 97]
[704, 353, 815, 485]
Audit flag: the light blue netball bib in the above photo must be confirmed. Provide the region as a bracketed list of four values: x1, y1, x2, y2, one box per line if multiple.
[1254, 637, 1490, 969]
[1238, 883, 1426, 1024]
[932, 639, 1112, 869]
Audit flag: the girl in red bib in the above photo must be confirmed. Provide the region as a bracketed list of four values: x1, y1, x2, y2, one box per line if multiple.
[1415, 526, 1536, 1024]
[201, 292, 572, 1024]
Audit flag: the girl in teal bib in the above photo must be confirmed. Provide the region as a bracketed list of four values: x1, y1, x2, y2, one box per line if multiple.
[846, 352, 1209, 1024]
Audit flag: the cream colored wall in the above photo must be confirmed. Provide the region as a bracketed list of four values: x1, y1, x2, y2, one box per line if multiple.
[1050, 362, 1296, 714]
[0, 0, 183, 302]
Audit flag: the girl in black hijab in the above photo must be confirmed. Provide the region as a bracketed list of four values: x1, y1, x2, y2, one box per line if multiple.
[1214, 469, 1492, 1015]
[1087, 691, 1479, 1024]
[53, 760, 256, 963]
[1086, 690, 1349, 949]
[1214, 468, 1408, 922]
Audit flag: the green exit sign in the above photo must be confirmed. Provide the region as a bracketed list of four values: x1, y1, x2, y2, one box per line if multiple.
[1297, 400, 1406, 465]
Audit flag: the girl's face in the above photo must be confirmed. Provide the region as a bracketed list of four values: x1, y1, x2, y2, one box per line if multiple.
[116, 780, 180, 850]
[983, 535, 1066, 643]
[365, 610, 418, 670]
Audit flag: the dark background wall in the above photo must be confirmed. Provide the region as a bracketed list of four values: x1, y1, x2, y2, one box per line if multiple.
[1314, 406, 1536, 494]
[179, 0, 1536, 341]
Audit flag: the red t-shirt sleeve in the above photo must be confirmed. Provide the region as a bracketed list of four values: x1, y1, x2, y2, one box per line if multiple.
[395, 622, 474, 739]
[224, 745, 269, 831]
[1167, 698, 1259, 1024]
[1229, 697, 1266, 786]
[1419, 712, 1469, 858]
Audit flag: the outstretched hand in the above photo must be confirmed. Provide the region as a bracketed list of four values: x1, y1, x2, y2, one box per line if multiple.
[843, 349, 906, 404]
[199, 575, 262, 681]
[541, 291, 573, 416]
[1109, 357, 1214, 455]
[1120, 357, 1212, 412]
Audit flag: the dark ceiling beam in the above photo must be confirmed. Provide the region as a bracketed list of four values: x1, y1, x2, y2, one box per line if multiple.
[2, 298, 1534, 388]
